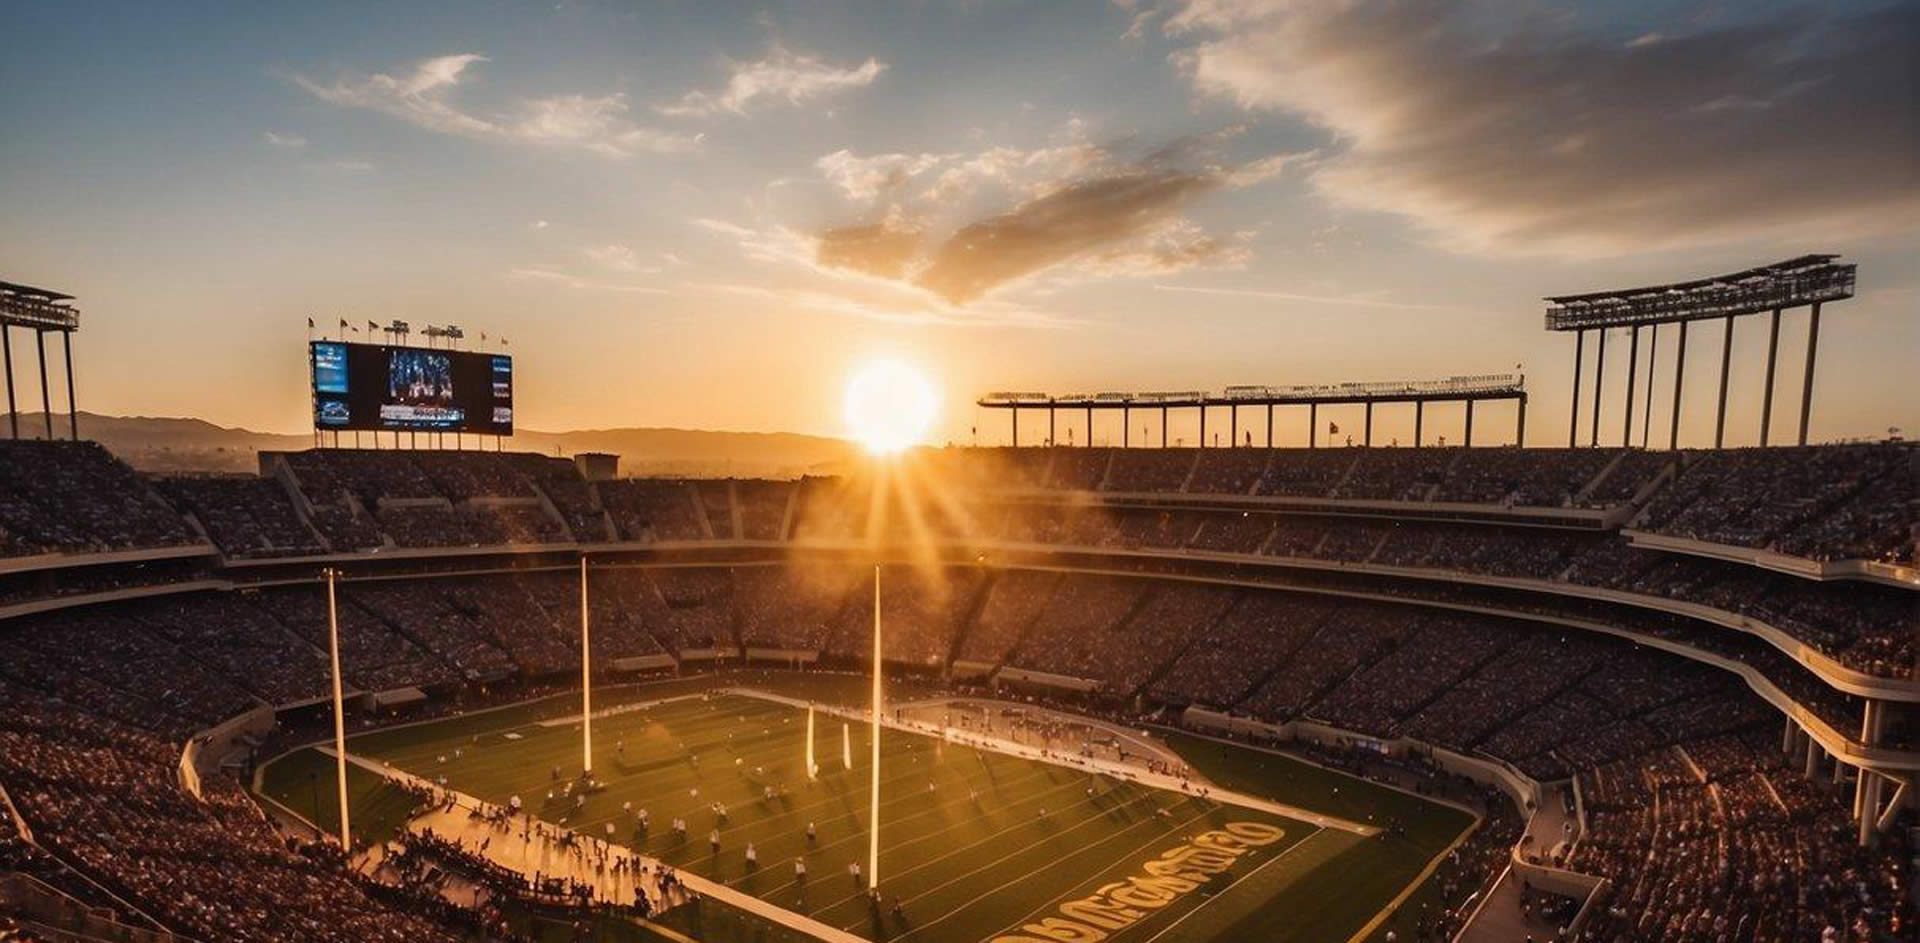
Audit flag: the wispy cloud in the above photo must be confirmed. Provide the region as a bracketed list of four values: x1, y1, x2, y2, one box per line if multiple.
[293, 54, 699, 157]
[262, 130, 307, 150]
[1163, 0, 1920, 255]
[660, 46, 885, 117]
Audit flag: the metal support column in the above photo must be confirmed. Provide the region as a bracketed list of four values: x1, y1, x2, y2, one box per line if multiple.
[2, 327, 15, 439]
[1011, 407, 1019, 447]
[62, 331, 76, 440]
[1590, 328, 1607, 447]
[1760, 308, 1781, 445]
[1568, 329, 1584, 447]
[1363, 401, 1373, 447]
[1308, 403, 1317, 449]
[1516, 396, 1527, 448]
[1623, 325, 1639, 447]
[1464, 399, 1475, 447]
[1798, 301, 1822, 446]
[1161, 407, 1168, 448]
[1266, 404, 1274, 447]
[1199, 406, 1206, 448]
[1230, 404, 1238, 447]
[1085, 406, 1093, 447]
[1414, 400, 1424, 447]
[1641, 325, 1657, 448]
[1669, 322, 1689, 450]
[34, 330, 52, 439]
[1122, 408, 1129, 447]
[1715, 315, 1734, 448]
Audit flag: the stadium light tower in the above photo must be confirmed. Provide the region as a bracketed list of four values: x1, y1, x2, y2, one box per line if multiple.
[869, 564, 883, 891]
[323, 567, 351, 849]
[580, 556, 593, 776]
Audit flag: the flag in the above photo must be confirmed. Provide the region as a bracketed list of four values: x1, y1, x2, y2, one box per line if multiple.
[306, 317, 315, 329]
[1329, 422, 1339, 434]
[501, 337, 510, 346]
[369, 320, 379, 333]
[339, 318, 350, 331]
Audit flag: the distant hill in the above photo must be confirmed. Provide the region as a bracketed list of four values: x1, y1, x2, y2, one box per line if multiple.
[7, 412, 858, 479]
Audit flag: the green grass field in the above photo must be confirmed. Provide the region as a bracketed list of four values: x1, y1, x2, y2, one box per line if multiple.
[259, 675, 1475, 943]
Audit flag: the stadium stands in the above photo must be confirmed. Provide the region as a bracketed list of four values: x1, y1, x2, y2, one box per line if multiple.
[0, 441, 1912, 941]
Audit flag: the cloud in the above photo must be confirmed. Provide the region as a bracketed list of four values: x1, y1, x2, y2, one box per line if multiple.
[815, 221, 923, 279]
[661, 46, 886, 117]
[293, 54, 698, 157]
[804, 134, 1298, 303]
[911, 169, 1222, 303]
[703, 282, 1078, 329]
[1162, 0, 1920, 255]
[514, 93, 701, 156]
[262, 131, 307, 150]
[295, 53, 497, 136]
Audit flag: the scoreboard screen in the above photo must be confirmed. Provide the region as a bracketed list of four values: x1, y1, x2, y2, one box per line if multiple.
[310, 342, 513, 434]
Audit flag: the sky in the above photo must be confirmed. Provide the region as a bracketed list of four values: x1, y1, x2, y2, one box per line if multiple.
[0, 0, 1915, 449]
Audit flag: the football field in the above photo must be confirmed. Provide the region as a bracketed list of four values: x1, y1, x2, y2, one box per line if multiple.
[259, 676, 1476, 943]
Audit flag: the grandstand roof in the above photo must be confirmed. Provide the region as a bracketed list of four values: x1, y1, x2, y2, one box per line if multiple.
[1544, 255, 1854, 331]
[979, 374, 1523, 409]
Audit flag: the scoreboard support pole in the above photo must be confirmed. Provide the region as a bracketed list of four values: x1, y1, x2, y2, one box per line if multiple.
[869, 565, 882, 892]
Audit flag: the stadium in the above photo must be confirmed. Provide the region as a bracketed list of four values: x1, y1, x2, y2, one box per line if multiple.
[0, 247, 1913, 943]
[3, 3, 1918, 941]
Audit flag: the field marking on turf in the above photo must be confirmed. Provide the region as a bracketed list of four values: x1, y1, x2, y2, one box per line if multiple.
[828, 783, 1172, 927]
[894, 803, 1217, 939]
[1137, 835, 1319, 943]
[744, 769, 1113, 903]
[976, 814, 1324, 943]
[734, 687, 1377, 837]
[1147, 727, 1490, 943]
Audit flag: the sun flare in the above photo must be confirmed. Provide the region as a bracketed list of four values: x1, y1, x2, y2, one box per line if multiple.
[843, 359, 937, 454]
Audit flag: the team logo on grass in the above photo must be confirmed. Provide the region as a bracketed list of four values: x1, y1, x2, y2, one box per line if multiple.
[990, 821, 1287, 942]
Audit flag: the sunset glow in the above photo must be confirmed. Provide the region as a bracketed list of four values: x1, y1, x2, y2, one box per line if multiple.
[842, 359, 937, 454]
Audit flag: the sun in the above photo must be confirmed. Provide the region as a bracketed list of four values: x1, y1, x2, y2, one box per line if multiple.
[843, 359, 938, 454]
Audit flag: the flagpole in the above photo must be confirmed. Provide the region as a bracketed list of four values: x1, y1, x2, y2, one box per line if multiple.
[324, 568, 351, 849]
[869, 564, 882, 890]
[580, 555, 593, 775]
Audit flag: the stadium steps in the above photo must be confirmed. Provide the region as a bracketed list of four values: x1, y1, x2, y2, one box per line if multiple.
[775, 480, 801, 541]
[1468, 661, 1610, 752]
[1297, 612, 1430, 719]
[726, 480, 745, 539]
[1173, 449, 1206, 494]
[1126, 588, 1245, 701]
[942, 570, 998, 671]
[342, 591, 480, 679]
[1387, 627, 1521, 727]
[1225, 598, 1341, 711]
[1571, 449, 1629, 507]
[988, 570, 1066, 669]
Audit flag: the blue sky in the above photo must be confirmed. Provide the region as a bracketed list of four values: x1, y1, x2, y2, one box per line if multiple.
[1, 0, 1915, 446]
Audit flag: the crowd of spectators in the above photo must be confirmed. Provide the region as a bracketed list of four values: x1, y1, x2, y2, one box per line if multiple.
[0, 680, 471, 941]
[158, 475, 326, 558]
[1640, 444, 1915, 564]
[0, 441, 198, 556]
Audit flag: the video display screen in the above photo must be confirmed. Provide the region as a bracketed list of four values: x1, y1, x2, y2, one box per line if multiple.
[310, 342, 513, 434]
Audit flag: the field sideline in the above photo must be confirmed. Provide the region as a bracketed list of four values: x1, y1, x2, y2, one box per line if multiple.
[259, 673, 1478, 942]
